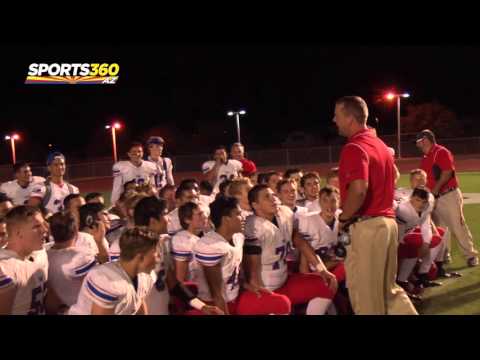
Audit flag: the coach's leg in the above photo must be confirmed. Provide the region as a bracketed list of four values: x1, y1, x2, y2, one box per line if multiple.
[345, 219, 389, 315]
[384, 218, 418, 315]
[434, 190, 478, 260]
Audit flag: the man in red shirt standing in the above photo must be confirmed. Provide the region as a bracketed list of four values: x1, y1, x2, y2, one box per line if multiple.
[416, 130, 478, 267]
[334, 96, 417, 315]
[230, 143, 257, 177]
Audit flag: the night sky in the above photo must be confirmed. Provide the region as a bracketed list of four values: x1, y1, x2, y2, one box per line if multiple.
[2, 43, 480, 164]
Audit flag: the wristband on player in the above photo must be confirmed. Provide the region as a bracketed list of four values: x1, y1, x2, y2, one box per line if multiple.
[171, 282, 195, 304]
[189, 298, 206, 311]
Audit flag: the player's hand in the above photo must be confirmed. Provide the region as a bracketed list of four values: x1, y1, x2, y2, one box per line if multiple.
[201, 305, 225, 315]
[419, 243, 430, 258]
[92, 221, 106, 243]
[317, 270, 338, 294]
[244, 282, 273, 297]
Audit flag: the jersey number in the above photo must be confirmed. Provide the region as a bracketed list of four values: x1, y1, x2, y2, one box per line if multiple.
[272, 244, 287, 270]
[226, 267, 240, 291]
[28, 284, 45, 315]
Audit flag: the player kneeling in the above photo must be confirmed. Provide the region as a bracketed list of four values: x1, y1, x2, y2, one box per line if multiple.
[69, 227, 160, 315]
[395, 187, 455, 301]
[187, 196, 291, 315]
[244, 185, 337, 315]
[295, 186, 351, 314]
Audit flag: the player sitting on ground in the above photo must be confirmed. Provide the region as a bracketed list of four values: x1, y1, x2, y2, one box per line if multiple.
[0, 206, 50, 315]
[244, 185, 337, 315]
[189, 196, 291, 315]
[133, 196, 223, 315]
[325, 167, 340, 190]
[63, 194, 85, 228]
[171, 202, 208, 283]
[47, 212, 97, 313]
[68, 227, 159, 315]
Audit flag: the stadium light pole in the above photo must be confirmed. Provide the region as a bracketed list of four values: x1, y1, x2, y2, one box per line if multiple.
[105, 122, 122, 163]
[227, 110, 246, 143]
[5, 133, 20, 164]
[385, 92, 410, 159]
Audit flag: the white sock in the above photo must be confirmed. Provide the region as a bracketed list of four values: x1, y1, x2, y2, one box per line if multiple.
[306, 297, 332, 315]
[397, 258, 418, 282]
[419, 251, 433, 274]
[434, 237, 448, 262]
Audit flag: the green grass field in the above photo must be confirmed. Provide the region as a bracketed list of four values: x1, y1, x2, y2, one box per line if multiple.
[88, 172, 480, 315]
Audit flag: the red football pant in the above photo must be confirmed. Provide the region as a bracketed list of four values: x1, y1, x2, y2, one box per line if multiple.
[274, 273, 335, 305]
[184, 290, 291, 315]
[398, 227, 445, 259]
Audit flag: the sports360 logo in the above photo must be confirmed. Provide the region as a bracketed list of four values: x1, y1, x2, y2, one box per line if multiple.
[25, 63, 120, 85]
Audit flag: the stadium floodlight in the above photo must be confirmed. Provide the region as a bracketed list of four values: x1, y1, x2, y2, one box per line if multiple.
[5, 133, 20, 164]
[106, 122, 122, 163]
[226, 110, 247, 143]
[384, 92, 411, 159]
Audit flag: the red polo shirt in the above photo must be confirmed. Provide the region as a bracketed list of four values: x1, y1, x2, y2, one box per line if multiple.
[338, 128, 395, 218]
[239, 158, 257, 177]
[420, 144, 458, 192]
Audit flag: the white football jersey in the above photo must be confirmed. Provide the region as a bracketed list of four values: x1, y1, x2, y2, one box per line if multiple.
[145, 234, 171, 315]
[194, 231, 243, 303]
[201, 159, 243, 192]
[147, 156, 174, 190]
[171, 230, 200, 282]
[30, 181, 79, 214]
[47, 247, 97, 307]
[297, 211, 339, 252]
[75, 232, 102, 256]
[68, 261, 154, 315]
[0, 176, 45, 205]
[396, 200, 434, 244]
[0, 248, 48, 315]
[111, 160, 157, 204]
[244, 205, 293, 291]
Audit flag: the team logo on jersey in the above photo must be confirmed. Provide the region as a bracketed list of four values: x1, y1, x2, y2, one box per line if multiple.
[25, 63, 119, 85]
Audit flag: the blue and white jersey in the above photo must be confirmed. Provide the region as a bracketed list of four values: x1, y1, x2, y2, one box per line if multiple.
[30, 181, 79, 214]
[296, 211, 339, 252]
[0, 176, 45, 205]
[171, 230, 200, 282]
[193, 231, 244, 303]
[69, 261, 154, 315]
[111, 160, 157, 204]
[147, 156, 174, 190]
[47, 247, 97, 307]
[244, 206, 293, 291]
[0, 248, 48, 315]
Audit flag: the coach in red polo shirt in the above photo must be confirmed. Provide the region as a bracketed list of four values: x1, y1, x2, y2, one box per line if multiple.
[416, 129, 478, 267]
[334, 96, 417, 315]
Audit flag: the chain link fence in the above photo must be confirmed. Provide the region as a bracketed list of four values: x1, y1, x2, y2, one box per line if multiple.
[1, 137, 479, 183]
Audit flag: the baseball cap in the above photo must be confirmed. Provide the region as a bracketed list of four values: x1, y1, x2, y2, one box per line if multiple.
[46, 152, 66, 166]
[146, 136, 165, 146]
[415, 130, 436, 143]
